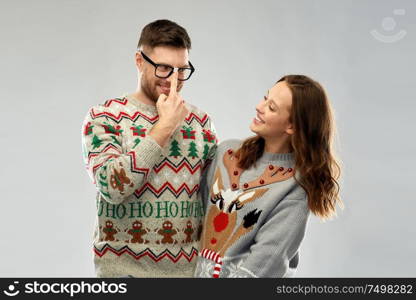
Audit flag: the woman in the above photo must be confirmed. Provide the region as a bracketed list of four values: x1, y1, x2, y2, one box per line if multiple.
[194, 75, 342, 278]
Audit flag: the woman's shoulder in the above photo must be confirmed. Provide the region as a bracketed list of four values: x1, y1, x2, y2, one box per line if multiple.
[217, 139, 243, 153]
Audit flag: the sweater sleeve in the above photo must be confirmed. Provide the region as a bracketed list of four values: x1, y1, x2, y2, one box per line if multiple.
[234, 197, 310, 278]
[81, 106, 162, 205]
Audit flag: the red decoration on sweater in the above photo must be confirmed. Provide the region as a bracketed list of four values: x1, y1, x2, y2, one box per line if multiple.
[83, 122, 93, 136]
[101, 123, 123, 136]
[213, 212, 229, 232]
[202, 129, 216, 143]
[181, 126, 196, 139]
[130, 125, 147, 137]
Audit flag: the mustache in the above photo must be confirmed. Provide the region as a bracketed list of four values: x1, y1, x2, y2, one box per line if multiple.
[156, 80, 182, 89]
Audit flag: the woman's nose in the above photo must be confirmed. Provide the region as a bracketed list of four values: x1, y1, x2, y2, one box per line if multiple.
[256, 100, 264, 113]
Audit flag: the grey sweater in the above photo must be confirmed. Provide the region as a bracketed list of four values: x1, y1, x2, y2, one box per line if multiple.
[194, 139, 310, 278]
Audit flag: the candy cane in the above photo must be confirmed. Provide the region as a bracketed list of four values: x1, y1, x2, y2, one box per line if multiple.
[200, 248, 223, 278]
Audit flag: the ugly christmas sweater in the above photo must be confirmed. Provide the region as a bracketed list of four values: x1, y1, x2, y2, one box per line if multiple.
[194, 139, 310, 278]
[81, 94, 217, 277]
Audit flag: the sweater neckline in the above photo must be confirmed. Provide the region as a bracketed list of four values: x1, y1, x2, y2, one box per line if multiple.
[124, 94, 158, 113]
[257, 151, 294, 165]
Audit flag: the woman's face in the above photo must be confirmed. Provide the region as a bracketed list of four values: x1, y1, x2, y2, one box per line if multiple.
[250, 81, 294, 139]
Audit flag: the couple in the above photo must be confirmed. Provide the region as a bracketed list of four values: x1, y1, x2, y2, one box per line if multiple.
[81, 19, 341, 278]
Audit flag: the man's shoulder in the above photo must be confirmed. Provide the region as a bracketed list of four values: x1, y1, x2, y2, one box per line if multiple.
[89, 96, 133, 112]
[86, 95, 140, 122]
[185, 103, 214, 127]
[186, 102, 208, 115]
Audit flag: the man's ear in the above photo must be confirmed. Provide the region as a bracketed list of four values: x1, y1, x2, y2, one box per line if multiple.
[135, 52, 143, 71]
[286, 123, 294, 135]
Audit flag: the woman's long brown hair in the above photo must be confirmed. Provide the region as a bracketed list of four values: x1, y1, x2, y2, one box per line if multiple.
[235, 75, 342, 220]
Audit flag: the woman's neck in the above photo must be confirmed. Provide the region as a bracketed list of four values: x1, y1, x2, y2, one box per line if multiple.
[263, 136, 291, 154]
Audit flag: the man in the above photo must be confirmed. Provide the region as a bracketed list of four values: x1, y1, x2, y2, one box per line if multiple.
[81, 19, 217, 277]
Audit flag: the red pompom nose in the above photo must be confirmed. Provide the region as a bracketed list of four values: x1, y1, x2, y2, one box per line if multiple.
[213, 212, 229, 232]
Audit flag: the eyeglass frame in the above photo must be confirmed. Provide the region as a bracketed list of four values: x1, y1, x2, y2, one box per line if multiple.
[138, 50, 195, 81]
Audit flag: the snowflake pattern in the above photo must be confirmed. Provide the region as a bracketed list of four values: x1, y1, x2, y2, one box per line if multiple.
[195, 258, 216, 278]
[195, 257, 255, 278]
[173, 176, 180, 184]
[161, 171, 170, 179]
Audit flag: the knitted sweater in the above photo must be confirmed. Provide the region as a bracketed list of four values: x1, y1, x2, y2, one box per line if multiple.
[194, 139, 310, 278]
[81, 94, 217, 277]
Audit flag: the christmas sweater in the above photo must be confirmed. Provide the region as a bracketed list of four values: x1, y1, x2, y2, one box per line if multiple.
[81, 94, 217, 277]
[194, 139, 310, 278]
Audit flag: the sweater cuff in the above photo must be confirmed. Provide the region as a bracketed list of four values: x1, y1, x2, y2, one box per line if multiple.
[131, 134, 163, 168]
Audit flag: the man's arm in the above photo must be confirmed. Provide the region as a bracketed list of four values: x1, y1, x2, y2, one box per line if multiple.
[82, 109, 162, 205]
[82, 72, 188, 204]
[149, 71, 189, 147]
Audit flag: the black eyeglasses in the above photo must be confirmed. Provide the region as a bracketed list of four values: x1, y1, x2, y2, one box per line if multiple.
[140, 51, 195, 81]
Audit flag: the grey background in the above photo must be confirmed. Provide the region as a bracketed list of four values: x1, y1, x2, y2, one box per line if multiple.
[0, 0, 415, 277]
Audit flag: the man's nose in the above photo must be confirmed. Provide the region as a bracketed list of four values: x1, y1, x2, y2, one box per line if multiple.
[167, 71, 177, 83]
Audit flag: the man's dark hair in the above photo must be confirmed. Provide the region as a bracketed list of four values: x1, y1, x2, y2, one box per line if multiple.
[137, 19, 191, 50]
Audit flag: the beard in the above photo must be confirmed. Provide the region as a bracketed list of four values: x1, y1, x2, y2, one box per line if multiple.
[141, 76, 159, 103]
[140, 73, 183, 103]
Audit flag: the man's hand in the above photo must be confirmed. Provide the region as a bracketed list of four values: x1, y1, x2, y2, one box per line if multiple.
[149, 72, 189, 147]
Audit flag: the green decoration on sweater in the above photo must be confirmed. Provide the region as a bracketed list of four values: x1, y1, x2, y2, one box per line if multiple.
[188, 141, 199, 159]
[84, 122, 94, 136]
[98, 165, 111, 199]
[130, 124, 146, 149]
[102, 122, 123, 136]
[169, 139, 182, 158]
[110, 135, 121, 146]
[181, 126, 196, 139]
[202, 144, 210, 160]
[132, 138, 141, 149]
[91, 135, 103, 149]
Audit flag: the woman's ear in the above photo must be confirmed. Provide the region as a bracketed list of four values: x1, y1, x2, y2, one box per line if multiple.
[285, 123, 294, 135]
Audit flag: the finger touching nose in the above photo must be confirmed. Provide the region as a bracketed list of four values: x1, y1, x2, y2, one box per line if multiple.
[167, 71, 178, 95]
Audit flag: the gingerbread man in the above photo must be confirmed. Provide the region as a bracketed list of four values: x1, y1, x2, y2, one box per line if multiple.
[100, 220, 120, 241]
[182, 220, 194, 243]
[155, 221, 178, 244]
[125, 220, 150, 244]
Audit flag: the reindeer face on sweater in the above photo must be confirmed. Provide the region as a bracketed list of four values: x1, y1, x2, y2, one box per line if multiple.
[202, 168, 268, 256]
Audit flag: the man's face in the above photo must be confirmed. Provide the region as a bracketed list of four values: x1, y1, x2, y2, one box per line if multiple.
[136, 46, 190, 102]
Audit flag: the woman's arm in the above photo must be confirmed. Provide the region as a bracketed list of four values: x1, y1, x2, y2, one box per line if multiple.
[233, 197, 310, 278]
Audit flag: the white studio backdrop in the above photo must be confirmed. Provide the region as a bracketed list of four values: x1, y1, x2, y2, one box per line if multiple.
[0, 0, 415, 277]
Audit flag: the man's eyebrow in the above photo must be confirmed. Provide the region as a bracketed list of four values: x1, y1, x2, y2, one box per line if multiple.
[179, 63, 191, 68]
[155, 61, 190, 68]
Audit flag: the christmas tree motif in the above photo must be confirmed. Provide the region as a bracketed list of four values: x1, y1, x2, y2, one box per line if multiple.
[202, 129, 216, 143]
[83, 122, 94, 136]
[91, 134, 103, 149]
[187, 141, 199, 159]
[180, 126, 196, 139]
[102, 122, 123, 136]
[202, 144, 210, 160]
[130, 124, 147, 149]
[169, 139, 182, 158]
